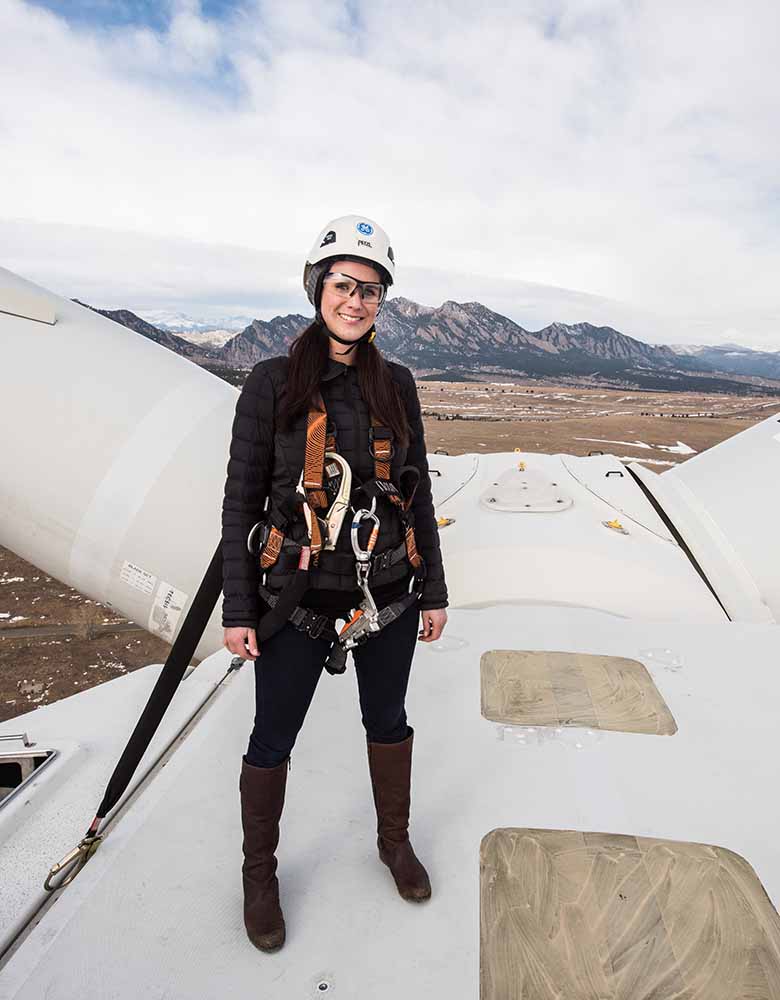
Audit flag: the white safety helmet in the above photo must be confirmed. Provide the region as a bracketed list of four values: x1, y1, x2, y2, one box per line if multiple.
[303, 214, 395, 309]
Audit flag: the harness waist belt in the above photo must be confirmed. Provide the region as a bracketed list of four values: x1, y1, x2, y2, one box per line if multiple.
[269, 537, 409, 580]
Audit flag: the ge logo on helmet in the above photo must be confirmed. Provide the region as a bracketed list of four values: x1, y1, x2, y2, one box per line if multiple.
[356, 222, 374, 236]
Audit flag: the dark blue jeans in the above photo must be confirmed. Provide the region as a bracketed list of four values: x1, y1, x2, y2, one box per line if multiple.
[245, 600, 421, 768]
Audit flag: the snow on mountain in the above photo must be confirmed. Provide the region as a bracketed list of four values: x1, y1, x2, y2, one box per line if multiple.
[135, 309, 254, 347]
[668, 344, 706, 356]
[163, 327, 238, 349]
[136, 309, 254, 332]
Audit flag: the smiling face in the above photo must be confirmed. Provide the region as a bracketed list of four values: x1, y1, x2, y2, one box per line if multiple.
[319, 258, 382, 359]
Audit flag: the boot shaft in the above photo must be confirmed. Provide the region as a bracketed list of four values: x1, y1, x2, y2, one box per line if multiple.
[366, 729, 414, 847]
[239, 757, 288, 951]
[239, 756, 289, 873]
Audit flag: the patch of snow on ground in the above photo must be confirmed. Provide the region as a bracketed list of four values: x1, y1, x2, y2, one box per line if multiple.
[574, 437, 653, 449]
[618, 456, 677, 466]
[0, 576, 25, 584]
[656, 440, 697, 455]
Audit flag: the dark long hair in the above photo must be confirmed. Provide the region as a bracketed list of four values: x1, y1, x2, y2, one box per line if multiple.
[278, 319, 410, 448]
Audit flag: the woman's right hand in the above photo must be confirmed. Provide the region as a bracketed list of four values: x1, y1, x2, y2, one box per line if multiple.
[223, 627, 260, 661]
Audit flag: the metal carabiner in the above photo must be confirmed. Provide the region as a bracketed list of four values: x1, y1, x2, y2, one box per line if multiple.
[350, 498, 380, 619]
[44, 834, 102, 892]
[246, 520, 267, 556]
[351, 497, 379, 564]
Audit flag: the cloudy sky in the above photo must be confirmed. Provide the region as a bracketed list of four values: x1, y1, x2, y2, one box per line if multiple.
[1, 0, 778, 347]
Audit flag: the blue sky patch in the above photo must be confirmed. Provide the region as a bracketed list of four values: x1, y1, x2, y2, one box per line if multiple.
[27, 0, 238, 32]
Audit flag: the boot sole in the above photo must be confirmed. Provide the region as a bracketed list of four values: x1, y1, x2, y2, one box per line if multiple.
[247, 927, 286, 952]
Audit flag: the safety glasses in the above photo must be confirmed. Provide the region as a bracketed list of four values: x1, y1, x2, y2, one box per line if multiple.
[322, 272, 386, 306]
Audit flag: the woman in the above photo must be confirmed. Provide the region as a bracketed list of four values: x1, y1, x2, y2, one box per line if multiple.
[221, 215, 448, 953]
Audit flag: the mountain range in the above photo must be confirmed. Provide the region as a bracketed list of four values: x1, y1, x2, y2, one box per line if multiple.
[75, 297, 780, 394]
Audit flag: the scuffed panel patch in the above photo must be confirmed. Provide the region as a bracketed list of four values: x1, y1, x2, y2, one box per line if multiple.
[480, 828, 780, 999]
[480, 650, 677, 735]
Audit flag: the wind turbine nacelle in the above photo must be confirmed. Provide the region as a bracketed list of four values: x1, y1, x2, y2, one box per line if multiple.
[0, 266, 240, 661]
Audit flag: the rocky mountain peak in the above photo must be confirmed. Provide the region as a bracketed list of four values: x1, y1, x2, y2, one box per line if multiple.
[389, 296, 434, 318]
[82, 295, 780, 393]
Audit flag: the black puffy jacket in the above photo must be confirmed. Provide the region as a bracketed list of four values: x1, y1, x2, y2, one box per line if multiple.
[221, 355, 448, 628]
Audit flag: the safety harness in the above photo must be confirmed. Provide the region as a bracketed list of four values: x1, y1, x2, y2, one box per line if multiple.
[251, 390, 426, 672]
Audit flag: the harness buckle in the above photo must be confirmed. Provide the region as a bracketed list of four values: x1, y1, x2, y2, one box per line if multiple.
[307, 614, 330, 639]
[287, 606, 303, 627]
[368, 426, 395, 462]
[373, 548, 394, 573]
[289, 606, 331, 640]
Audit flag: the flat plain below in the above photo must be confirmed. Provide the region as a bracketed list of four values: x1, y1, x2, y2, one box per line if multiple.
[2, 380, 778, 722]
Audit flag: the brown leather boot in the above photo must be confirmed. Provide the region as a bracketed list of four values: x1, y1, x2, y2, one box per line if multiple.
[239, 756, 288, 951]
[366, 728, 432, 902]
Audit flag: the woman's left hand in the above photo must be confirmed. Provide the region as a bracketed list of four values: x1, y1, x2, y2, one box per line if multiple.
[418, 608, 448, 642]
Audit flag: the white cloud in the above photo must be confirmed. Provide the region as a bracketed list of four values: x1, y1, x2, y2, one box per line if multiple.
[1, 0, 779, 347]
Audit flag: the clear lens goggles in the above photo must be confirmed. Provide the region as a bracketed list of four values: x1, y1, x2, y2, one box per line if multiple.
[323, 271, 386, 306]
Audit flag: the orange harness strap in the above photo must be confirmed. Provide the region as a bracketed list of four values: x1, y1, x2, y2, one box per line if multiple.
[369, 414, 422, 570]
[300, 391, 336, 563]
[259, 526, 285, 570]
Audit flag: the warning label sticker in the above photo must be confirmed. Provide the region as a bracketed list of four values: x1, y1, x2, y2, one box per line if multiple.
[148, 581, 188, 641]
[120, 561, 157, 596]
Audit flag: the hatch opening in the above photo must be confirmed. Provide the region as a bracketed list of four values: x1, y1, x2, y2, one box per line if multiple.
[0, 747, 58, 807]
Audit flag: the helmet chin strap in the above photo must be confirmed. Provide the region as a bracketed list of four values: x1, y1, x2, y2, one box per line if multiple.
[319, 318, 377, 356]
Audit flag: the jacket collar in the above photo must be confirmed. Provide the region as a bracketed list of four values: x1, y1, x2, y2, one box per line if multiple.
[321, 358, 357, 382]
